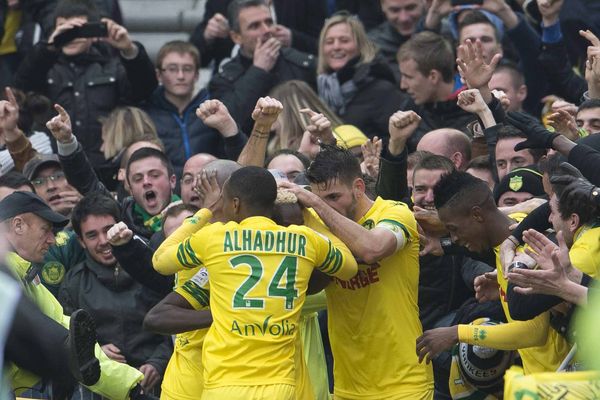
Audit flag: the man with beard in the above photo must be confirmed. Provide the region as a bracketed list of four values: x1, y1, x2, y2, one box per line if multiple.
[281, 145, 434, 399]
[58, 193, 172, 396]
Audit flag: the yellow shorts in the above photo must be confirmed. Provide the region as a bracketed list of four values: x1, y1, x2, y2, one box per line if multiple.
[201, 384, 295, 400]
[334, 388, 433, 400]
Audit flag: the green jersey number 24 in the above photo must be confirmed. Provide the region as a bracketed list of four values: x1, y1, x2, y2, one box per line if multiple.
[229, 254, 298, 310]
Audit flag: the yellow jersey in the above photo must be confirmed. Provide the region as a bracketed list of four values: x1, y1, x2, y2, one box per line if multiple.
[569, 220, 600, 278]
[4, 252, 142, 400]
[458, 213, 570, 374]
[159, 210, 213, 400]
[153, 211, 357, 389]
[324, 197, 434, 399]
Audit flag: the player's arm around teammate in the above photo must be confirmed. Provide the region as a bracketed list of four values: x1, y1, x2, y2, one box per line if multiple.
[153, 171, 221, 275]
[281, 182, 403, 265]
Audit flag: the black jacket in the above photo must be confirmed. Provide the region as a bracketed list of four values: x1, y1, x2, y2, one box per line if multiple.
[209, 48, 316, 132]
[368, 22, 407, 60]
[58, 254, 172, 374]
[111, 235, 174, 296]
[144, 87, 247, 178]
[190, 0, 326, 69]
[410, 95, 477, 151]
[419, 254, 493, 330]
[14, 41, 157, 180]
[538, 40, 588, 105]
[329, 57, 412, 142]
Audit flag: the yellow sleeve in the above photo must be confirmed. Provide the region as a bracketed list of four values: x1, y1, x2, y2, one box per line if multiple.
[153, 208, 213, 275]
[175, 267, 210, 310]
[309, 228, 358, 281]
[302, 290, 327, 315]
[303, 208, 358, 276]
[569, 241, 600, 278]
[457, 312, 550, 350]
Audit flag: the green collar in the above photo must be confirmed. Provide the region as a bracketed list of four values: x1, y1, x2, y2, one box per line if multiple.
[133, 194, 180, 233]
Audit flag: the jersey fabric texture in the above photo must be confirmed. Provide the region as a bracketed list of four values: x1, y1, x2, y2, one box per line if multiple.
[153, 209, 357, 391]
[160, 209, 213, 400]
[457, 213, 570, 375]
[322, 197, 434, 399]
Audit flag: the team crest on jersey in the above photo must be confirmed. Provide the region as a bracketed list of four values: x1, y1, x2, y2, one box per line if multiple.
[41, 262, 65, 285]
[509, 176, 523, 191]
[362, 219, 375, 230]
[55, 231, 69, 246]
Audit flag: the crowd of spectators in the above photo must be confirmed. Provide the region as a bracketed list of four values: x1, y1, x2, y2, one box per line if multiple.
[1, 0, 600, 399]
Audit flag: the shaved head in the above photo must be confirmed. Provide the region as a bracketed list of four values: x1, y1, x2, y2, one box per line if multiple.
[416, 128, 472, 170]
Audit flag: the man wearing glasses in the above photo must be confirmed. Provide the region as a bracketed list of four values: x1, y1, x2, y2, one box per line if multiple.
[23, 154, 82, 218]
[22, 154, 86, 297]
[144, 41, 247, 179]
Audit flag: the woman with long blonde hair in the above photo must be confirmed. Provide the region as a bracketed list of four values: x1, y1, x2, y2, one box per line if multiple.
[100, 106, 158, 160]
[268, 80, 368, 158]
[316, 12, 411, 142]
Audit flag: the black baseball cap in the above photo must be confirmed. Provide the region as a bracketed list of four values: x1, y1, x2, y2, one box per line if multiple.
[23, 154, 61, 181]
[0, 191, 69, 228]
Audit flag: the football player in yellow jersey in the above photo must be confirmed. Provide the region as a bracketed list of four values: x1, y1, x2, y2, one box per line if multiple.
[416, 171, 570, 375]
[281, 145, 434, 400]
[153, 166, 358, 400]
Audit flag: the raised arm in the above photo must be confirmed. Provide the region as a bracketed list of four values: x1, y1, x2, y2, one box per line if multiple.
[237, 97, 283, 167]
[376, 110, 421, 202]
[144, 291, 213, 335]
[1, 88, 37, 171]
[108, 222, 174, 296]
[47, 104, 111, 197]
[152, 207, 215, 275]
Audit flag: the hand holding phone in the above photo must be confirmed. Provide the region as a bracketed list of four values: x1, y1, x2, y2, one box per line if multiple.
[451, 0, 484, 6]
[52, 22, 108, 48]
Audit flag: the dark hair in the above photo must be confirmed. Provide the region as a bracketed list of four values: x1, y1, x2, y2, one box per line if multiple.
[162, 203, 199, 235]
[494, 60, 525, 89]
[496, 124, 546, 163]
[53, 0, 100, 23]
[71, 192, 120, 238]
[362, 173, 377, 200]
[163, 203, 199, 221]
[227, 0, 268, 32]
[398, 31, 455, 83]
[538, 153, 566, 176]
[224, 166, 277, 213]
[434, 170, 495, 214]
[306, 144, 362, 187]
[457, 10, 500, 42]
[126, 147, 174, 183]
[0, 171, 34, 191]
[414, 154, 455, 176]
[407, 150, 433, 170]
[552, 172, 598, 227]
[156, 40, 201, 69]
[578, 99, 600, 113]
[265, 149, 311, 170]
[466, 155, 492, 172]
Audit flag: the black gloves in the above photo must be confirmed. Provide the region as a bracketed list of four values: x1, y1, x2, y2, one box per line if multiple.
[506, 111, 559, 151]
